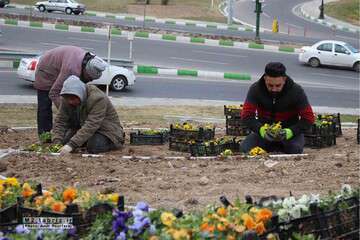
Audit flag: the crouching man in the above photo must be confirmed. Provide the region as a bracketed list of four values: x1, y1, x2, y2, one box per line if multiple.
[52, 75, 124, 155]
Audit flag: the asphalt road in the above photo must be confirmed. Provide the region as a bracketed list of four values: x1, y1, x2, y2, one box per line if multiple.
[233, 0, 359, 43]
[0, 5, 359, 47]
[1, 70, 358, 109]
[1, 25, 359, 90]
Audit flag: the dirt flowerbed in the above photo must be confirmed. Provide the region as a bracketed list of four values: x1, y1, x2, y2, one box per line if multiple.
[0, 128, 358, 211]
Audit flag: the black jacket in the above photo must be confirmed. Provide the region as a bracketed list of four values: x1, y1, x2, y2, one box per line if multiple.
[241, 75, 315, 136]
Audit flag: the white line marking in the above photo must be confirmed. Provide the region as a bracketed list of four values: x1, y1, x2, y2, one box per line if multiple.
[169, 57, 228, 65]
[193, 50, 248, 58]
[263, 11, 270, 18]
[310, 73, 359, 80]
[40, 42, 94, 51]
[67, 37, 105, 43]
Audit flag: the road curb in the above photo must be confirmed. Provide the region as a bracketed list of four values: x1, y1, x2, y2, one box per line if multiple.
[7, 3, 257, 33]
[134, 65, 252, 80]
[0, 18, 301, 54]
[0, 59, 252, 80]
[299, 2, 360, 33]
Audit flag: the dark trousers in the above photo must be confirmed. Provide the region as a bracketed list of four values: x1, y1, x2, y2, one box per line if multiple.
[240, 132, 305, 154]
[63, 129, 116, 154]
[37, 90, 53, 135]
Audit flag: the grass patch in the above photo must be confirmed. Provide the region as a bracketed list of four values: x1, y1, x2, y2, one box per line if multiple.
[145, 18, 156, 22]
[13, 59, 20, 68]
[136, 65, 158, 74]
[135, 31, 149, 38]
[325, 0, 359, 26]
[224, 72, 251, 80]
[279, 46, 295, 52]
[125, 16, 136, 21]
[185, 22, 196, 26]
[111, 28, 122, 35]
[248, 42, 264, 49]
[5, 19, 18, 25]
[219, 39, 234, 46]
[206, 24, 217, 28]
[165, 20, 176, 25]
[177, 69, 198, 76]
[85, 12, 97, 16]
[106, 15, 116, 19]
[228, 25, 239, 31]
[340, 114, 360, 123]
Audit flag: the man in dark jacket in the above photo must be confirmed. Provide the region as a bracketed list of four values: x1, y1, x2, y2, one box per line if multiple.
[34, 45, 107, 140]
[52, 75, 124, 155]
[240, 62, 315, 154]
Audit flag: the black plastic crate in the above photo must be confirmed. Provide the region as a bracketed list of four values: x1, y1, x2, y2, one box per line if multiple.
[224, 105, 243, 117]
[170, 124, 215, 142]
[305, 124, 336, 148]
[189, 138, 241, 156]
[226, 126, 251, 136]
[318, 113, 342, 137]
[226, 116, 244, 127]
[169, 138, 191, 152]
[130, 130, 169, 145]
[0, 204, 18, 229]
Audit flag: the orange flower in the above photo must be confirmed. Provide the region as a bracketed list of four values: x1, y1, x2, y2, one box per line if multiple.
[241, 213, 256, 230]
[34, 196, 44, 207]
[256, 208, 272, 223]
[255, 222, 266, 235]
[63, 187, 77, 203]
[216, 207, 228, 217]
[21, 183, 34, 198]
[217, 223, 226, 232]
[227, 234, 236, 240]
[233, 224, 245, 233]
[51, 201, 66, 213]
[200, 222, 215, 233]
[43, 190, 53, 198]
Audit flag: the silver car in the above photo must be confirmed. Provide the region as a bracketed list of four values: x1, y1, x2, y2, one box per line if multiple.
[35, 0, 85, 15]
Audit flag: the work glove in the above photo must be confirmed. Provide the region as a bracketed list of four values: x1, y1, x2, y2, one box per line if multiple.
[59, 145, 73, 155]
[279, 128, 294, 141]
[259, 126, 276, 142]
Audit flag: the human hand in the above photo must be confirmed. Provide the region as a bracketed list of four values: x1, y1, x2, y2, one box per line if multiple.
[59, 145, 73, 155]
[279, 128, 293, 141]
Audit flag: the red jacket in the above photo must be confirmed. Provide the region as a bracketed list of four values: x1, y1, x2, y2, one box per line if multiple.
[34, 46, 87, 108]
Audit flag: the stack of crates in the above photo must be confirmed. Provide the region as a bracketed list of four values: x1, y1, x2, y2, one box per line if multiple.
[224, 105, 251, 136]
[305, 121, 336, 148]
[317, 113, 342, 137]
[169, 123, 215, 153]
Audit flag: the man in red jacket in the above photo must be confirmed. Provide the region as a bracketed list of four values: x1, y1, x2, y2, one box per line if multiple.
[34, 45, 107, 140]
[240, 62, 315, 154]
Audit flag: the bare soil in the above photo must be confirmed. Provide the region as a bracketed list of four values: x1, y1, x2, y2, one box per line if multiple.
[0, 128, 359, 211]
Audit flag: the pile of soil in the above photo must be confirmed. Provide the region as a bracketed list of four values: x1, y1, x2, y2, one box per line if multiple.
[0, 128, 358, 211]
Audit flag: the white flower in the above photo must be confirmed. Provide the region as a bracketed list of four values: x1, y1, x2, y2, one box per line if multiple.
[278, 209, 290, 221]
[272, 199, 283, 208]
[309, 194, 320, 204]
[297, 194, 310, 206]
[341, 184, 352, 195]
[282, 196, 296, 209]
[289, 205, 302, 219]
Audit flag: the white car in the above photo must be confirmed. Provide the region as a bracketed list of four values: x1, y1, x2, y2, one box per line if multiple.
[17, 56, 136, 91]
[35, 0, 85, 15]
[298, 40, 360, 72]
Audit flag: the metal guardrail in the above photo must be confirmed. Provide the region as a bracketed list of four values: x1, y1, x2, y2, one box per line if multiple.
[0, 51, 134, 68]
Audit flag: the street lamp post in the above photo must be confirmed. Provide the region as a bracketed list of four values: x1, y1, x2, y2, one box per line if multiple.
[254, 0, 262, 42]
[227, 0, 233, 25]
[319, 0, 324, 19]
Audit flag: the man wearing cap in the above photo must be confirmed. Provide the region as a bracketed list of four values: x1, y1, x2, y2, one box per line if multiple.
[240, 62, 315, 154]
[52, 75, 124, 155]
[34, 45, 107, 140]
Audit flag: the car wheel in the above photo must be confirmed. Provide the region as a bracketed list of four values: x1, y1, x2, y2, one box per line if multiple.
[309, 57, 320, 68]
[47, 10, 52, 12]
[38, 5, 46, 12]
[73, 11, 80, 15]
[0, 2, 5, 8]
[65, 7, 72, 14]
[110, 75, 127, 91]
[353, 62, 360, 72]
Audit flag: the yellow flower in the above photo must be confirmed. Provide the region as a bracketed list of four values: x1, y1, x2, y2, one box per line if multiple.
[149, 237, 159, 240]
[161, 212, 176, 227]
[249, 207, 259, 214]
[5, 177, 19, 187]
[172, 229, 190, 240]
[43, 196, 55, 206]
[0, 184, 4, 194]
[227, 234, 236, 240]
[216, 223, 226, 232]
[107, 193, 119, 204]
[233, 224, 245, 233]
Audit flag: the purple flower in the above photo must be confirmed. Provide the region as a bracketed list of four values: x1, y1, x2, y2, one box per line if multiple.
[112, 210, 132, 239]
[129, 217, 151, 236]
[67, 227, 77, 238]
[15, 225, 30, 234]
[115, 231, 126, 240]
[135, 202, 149, 212]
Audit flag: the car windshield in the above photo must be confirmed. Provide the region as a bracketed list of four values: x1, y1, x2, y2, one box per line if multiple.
[344, 43, 359, 53]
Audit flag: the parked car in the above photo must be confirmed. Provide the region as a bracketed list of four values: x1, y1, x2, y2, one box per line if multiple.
[17, 56, 136, 91]
[0, 0, 10, 8]
[35, 0, 85, 15]
[299, 40, 360, 72]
